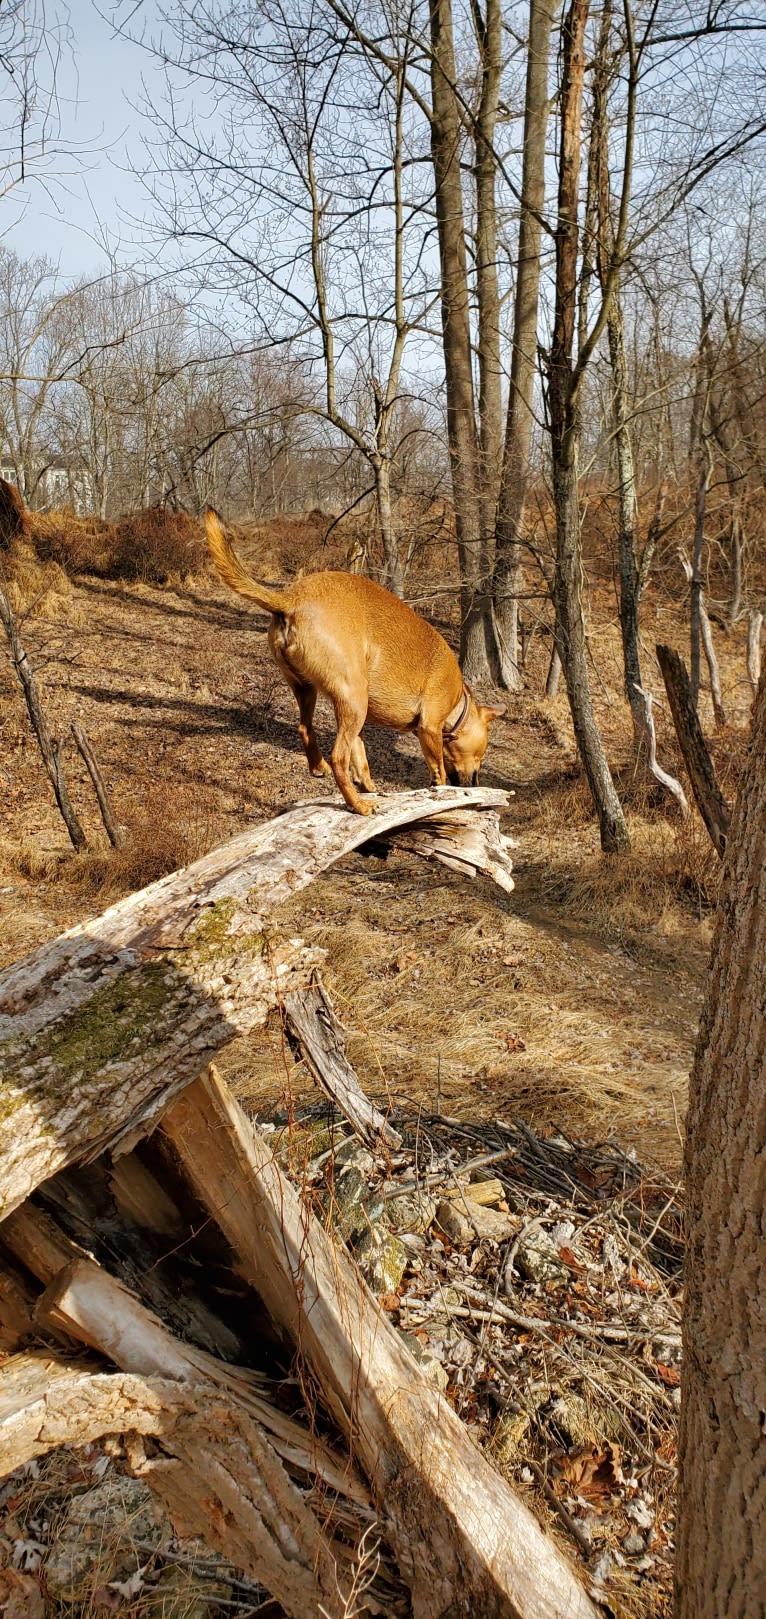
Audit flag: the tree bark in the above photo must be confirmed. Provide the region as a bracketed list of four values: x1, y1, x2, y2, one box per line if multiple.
[656, 643, 730, 857]
[493, 0, 559, 691]
[548, 0, 629, 853]
[676, 668, 766, 1619]
[428, 0, 492, 681]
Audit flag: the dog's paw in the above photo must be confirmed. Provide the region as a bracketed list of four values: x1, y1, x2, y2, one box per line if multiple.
[355, 799, 377, 816]
[311, 761, 332, 777]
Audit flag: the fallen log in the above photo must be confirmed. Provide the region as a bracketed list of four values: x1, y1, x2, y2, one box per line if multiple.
[159, 1063, 598, 1619]
[0, 789, 511, 1219]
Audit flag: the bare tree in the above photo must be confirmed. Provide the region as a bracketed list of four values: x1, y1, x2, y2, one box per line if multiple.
[492, 0, 558, 692]
[547, 0, 630, 852]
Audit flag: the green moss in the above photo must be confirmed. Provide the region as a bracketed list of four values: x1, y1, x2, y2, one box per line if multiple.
[186, 897, 267, 964]
[0, 964, 187, 1098]
[0, 897, 271, 1115]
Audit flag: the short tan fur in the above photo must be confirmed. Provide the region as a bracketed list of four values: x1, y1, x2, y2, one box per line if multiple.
[205, 510, 503, 815]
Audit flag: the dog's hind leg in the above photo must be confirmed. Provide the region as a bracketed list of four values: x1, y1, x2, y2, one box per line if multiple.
[350, 736, 377, 794]
[331, 699, 374, 814]
[280, 667, 331, 778]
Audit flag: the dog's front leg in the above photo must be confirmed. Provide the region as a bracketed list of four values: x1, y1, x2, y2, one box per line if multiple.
[417, 724, 447, 786]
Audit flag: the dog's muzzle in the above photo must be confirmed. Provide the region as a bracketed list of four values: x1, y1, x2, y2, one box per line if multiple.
[447, 768, 480, 787]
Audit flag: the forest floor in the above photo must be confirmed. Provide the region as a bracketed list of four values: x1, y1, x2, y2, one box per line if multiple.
[0, 522, 754, 1617]
[1, 530, 742, 1172]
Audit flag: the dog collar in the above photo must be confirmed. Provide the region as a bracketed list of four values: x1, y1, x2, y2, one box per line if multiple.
[443, 684, 471, 739]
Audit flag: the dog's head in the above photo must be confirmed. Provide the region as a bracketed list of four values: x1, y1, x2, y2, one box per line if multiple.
[443, 699, 505, 786]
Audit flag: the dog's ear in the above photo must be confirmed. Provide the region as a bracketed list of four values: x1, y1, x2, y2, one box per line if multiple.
[481, 704, 506, 724]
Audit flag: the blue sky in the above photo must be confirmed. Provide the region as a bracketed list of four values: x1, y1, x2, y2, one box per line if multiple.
[2, 0, 162, 276]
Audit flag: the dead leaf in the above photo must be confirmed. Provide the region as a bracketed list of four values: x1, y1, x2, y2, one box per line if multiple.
[503, 1032, 526, 1052]
[655, 1361, 681, 1387]
[558, 1246, 587, 1273]
[552, 1441, 624, 1502]
[0, 1570, 45, 1619]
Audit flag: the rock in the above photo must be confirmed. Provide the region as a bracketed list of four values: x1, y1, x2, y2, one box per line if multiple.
[324, 1164, 370, 1243]
[44, 1477, 170, 1602]
[512, 1230, 568, 1285]
[334, 1139, 375, 1177]
[462, 1202, 516, 1243]
[354, 1228, 407, 1294]
[398, 1331, 449, 1390]
[146, 1565, 232, 1618]
[463, 1177, 506, 1208]
[435, 1200, 473, 1247]
[491, 1408, 531, 1465]
[384, 1192, 436, 1234]
[622, 1533, 646, 1557]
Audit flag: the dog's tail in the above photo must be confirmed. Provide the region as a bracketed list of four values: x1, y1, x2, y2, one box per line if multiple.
[204, 509, 292, 614]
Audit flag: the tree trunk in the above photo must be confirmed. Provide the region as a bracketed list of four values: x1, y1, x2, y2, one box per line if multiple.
[473, 0, 504, 544]
[428, 0, 492, 682]
[548, 0, 629, 853]
[656, 643, 730, 858]
[676, 668, 766, 1619]
[373, 455, 404, 594]
[689, 447, 713, 710]
[492, 0, 558, 691]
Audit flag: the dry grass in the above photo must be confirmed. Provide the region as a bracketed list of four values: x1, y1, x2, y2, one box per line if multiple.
[29, 506, 207, 586]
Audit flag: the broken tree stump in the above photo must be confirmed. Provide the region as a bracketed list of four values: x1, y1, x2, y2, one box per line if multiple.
[0, 788, 511, 1218]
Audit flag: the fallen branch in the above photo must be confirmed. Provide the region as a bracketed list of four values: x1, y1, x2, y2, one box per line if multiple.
[283, 976, 401, 1149]
[71, 721, 123, 847]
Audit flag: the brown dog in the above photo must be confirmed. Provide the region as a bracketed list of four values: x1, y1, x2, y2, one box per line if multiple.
[205, 510, 503, 815]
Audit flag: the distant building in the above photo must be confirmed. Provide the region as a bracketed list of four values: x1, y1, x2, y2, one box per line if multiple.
[0, 454, 93, 515]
